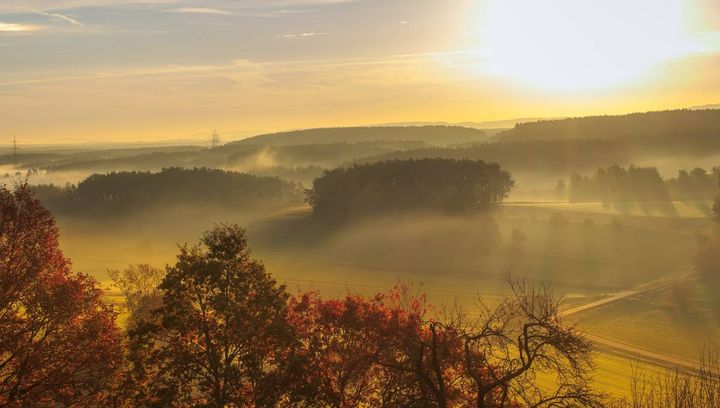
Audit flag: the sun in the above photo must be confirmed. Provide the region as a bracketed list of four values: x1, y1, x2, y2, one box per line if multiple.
[473, 0, 700, 91]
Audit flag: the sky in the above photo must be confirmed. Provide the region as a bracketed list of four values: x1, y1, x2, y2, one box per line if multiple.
[1, 0, 720, 143]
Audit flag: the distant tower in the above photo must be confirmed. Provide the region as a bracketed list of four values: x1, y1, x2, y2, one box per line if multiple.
[12, 135, 18, 169]
[210, 129, 221, 148]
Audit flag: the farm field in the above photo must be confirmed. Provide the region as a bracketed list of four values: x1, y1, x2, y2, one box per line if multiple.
[506, 200, 714, 219]
[55, 201, 714, 400]
[570, 280, 720, 362]
[60, 203, 700, 292]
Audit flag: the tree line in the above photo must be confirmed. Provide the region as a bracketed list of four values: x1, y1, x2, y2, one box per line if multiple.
[306, 159, 514, 221]
[32, 167, 304, 216]
[561, 165, 720, 204]
[693, 172, 720, 281]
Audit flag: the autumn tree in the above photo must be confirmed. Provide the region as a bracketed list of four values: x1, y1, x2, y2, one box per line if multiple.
[109, 264, 164, 329]
[129, 224, 296, 407]
[360, 279, 602, 408]
[287, 286, 511, 408]
[376, 298, 471, 408]
[115, 225, 601, 407]
[0, 183, 122, 406]
[287, 288, 438, 407]
[292, 280, 602, 408]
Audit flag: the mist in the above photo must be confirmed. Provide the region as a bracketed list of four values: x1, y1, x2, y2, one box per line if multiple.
[4, 115, 720, 405]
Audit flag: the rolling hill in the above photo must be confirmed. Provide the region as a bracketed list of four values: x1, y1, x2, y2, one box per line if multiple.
[232, 126, 489, 146]
[499, 109, 720, 142]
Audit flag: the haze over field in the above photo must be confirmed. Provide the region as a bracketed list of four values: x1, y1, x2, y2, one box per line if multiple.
[3, 1, 720, 407]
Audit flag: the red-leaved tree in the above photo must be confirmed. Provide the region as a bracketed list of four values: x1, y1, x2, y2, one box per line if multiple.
[286, 286, 510, 407]
[0, 183, 122, 406]
[287, 292, 412, 406]
[117, 224, 601, 407]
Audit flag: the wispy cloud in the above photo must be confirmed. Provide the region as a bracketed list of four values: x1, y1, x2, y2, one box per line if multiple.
[278, 32, 328, 40]
[0, 22, 39, 32]
[0, 52, 469, 143]
[271, 9, 312, 16]
[0, 54, 429, 89]
[0, 1, 177, 14]
[35, 11, 83, 26]
[170, 7, 236, 16]
[0, 0, 358, 14]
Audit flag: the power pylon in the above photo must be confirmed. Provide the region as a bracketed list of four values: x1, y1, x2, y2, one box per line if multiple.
[12, 135, 18, 169]
[210, 129, 221, 148]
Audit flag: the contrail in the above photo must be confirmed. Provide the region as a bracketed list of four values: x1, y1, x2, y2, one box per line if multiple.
[35, 11, 83, 27]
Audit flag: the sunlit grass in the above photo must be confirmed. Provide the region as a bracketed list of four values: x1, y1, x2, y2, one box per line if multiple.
[73, 202, 713, 400]
[569, 285, 720, 362]
[505, 201, 713, 218]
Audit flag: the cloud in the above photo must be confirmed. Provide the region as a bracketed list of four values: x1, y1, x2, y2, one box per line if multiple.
[0, 0, 358, 14]
[35, 11, 83, 26]
[0, 54, 429, 90]
[170, 7, 236, 16]
[0, 22, 39, 32]
[0, 52, 483, 143]
[0, 1, 176, 14]
[271, 9, 312, 16]
[278, 32, 328, 39]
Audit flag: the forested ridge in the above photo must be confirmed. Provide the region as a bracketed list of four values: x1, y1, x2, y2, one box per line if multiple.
[232, 126, 489, 146]
[500, 109, 720, 141]
[33, 167, 304, 215]
[357, 131, 720, 177]
[7, 111, 720, 184]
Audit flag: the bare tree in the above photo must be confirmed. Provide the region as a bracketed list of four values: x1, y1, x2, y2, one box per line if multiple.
[456, 278, 604, 408]
[396, 277, 603, 407]
[616, 347, 720, 408]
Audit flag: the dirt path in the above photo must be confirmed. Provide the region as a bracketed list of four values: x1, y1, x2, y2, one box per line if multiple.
[559, 268, 700, 372]
[585, 333, 700, 372]
[559, 269, 692, 317]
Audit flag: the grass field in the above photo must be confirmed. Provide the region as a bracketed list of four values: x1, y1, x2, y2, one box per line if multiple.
[58, 202, 714, 400]
[569, 281, 720, 362]
[505, 200, 714, 219]
[589, 352, 671, 398]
